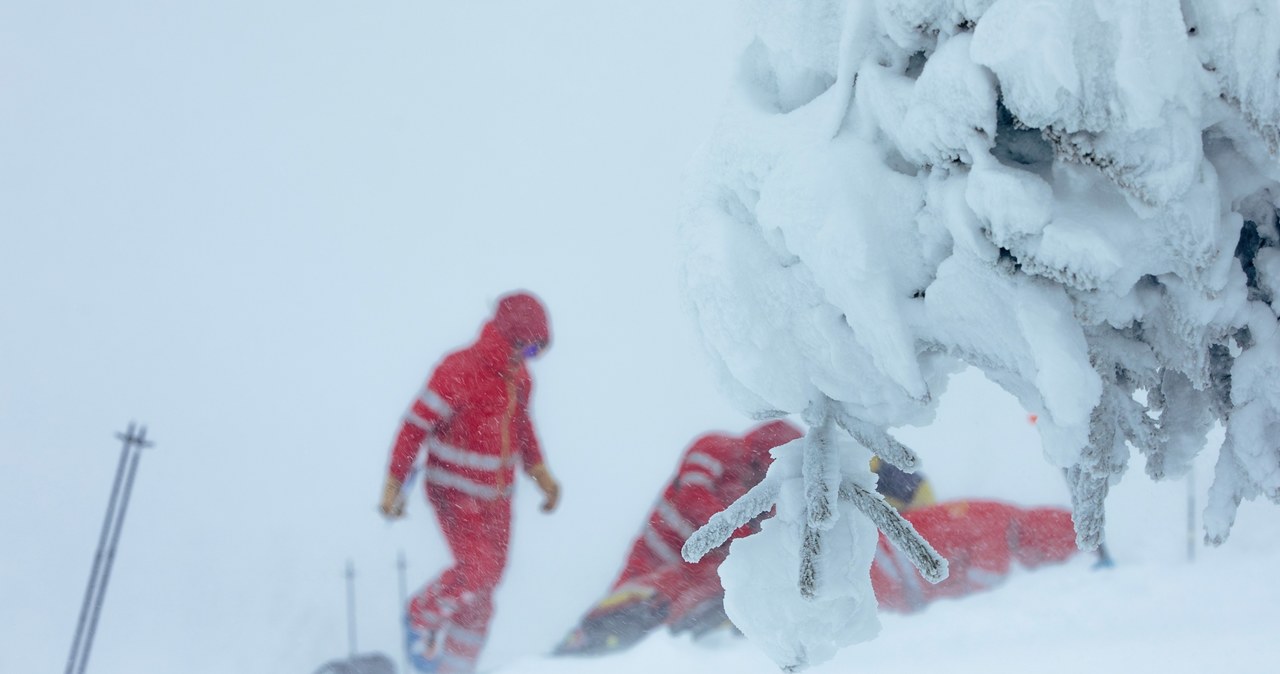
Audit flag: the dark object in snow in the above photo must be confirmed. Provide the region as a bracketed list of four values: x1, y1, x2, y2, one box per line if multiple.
[1093, 542, 1116, 570]
[668, 595, 737, 639]
[870, 456, 935, 512]
[554, 586, 671, 656]
[311, 653, 396, 674]
[555, 559, 744, 658]
[308, 561, 397, 674]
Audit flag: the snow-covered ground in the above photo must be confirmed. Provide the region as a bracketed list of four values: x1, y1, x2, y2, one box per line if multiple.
[3, 3, 1278, 674]
[495, 368, 1280, 674]
[503, 547, 1280, 674]
[505, 549, 1280, 674]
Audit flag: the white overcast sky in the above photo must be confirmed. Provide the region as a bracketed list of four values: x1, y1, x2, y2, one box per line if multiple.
[0, 2, 753, 672]
[2, 3, 1273, 674]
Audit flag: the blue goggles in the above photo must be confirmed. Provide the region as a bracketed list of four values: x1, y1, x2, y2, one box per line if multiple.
[521, 341, 545, 359]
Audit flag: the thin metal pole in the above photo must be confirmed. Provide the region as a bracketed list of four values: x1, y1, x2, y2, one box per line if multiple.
[346, 560, 358, 657]
[397, 550, 409, 674]
[1187, 469, 1197, 563]
[75, 425, 151, 674]
[64, 423, 136, 674]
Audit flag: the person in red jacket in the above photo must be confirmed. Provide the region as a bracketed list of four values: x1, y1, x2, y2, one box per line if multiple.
[870, 500, 1079, 613]
[610, 420, 803, 594]
[379, 291, 561, 674]
[557, 424, 1080, 656]
[556, 420, 803, 655]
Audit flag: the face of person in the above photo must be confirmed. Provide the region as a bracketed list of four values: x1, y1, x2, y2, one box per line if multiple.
[515, 339, 547, 361]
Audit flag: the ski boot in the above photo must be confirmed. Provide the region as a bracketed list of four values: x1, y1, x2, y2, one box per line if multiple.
[554, 585, 669, 656]
[405, 615, 447, 673]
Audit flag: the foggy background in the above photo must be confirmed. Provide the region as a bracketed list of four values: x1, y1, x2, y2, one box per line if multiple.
[2, 3, 1270, 673]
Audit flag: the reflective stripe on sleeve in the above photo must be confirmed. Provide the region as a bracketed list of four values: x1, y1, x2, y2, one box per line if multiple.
[419, 389, 453, 418]
[403, 407, 436, 431]
[642, 526, 683, 565]
[678, 471, 717, 491]
[684, 451, 725, 477]
[655, 499, 697, 539]
[404, 389, 454, 431]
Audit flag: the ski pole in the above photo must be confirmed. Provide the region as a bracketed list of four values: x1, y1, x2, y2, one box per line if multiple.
[64, 425, 136, 674]
[346, 560, 358, 657]
[397, 550, 409, 674]
[67, 423, 153, 674]
[1187, 468, 1196, 563]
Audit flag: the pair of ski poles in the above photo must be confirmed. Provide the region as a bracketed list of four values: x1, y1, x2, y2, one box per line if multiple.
[64, 423, 153, 674]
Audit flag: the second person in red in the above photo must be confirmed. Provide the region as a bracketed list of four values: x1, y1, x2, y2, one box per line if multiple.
[555, 420, 803, 654]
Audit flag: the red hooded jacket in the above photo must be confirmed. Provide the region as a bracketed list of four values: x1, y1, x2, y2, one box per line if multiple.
[389, 295, 551, 501]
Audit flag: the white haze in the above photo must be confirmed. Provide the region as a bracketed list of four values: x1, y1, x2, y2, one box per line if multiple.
[1, 3, 1277, 674]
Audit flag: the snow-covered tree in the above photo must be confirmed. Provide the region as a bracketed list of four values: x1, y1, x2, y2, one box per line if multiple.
[678, 1, 1280, 669]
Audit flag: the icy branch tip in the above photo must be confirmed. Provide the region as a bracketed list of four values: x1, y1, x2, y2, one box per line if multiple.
[682, 477, 781, 562]
[832, 410, 919, 472]
[841, 478, 948, 583]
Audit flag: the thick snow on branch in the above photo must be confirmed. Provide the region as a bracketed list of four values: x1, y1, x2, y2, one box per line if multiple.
[683, 468, 783, 564]
[680, 0, 1280, 668]
[683, 407, 946, 671]
[689, 421, 878, 670]
[838, 478, 947, 584]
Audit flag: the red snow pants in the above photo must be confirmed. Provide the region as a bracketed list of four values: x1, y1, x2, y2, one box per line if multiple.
[871, 500, 1078, 613]
[408, 486, 512, 673]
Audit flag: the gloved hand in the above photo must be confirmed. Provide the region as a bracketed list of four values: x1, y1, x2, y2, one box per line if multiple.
[379, 476, 405, 519]
[527, 464, 560, 513]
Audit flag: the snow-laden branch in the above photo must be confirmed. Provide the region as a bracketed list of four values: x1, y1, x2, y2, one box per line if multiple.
[682, 476, 780, 564]
[682, 407, 945, 670]
[838, 478, 947, 583]
[798, 413, 837, 599]
[684, 404, 945, 595]
[832, 408, 919, 472]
